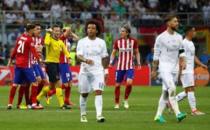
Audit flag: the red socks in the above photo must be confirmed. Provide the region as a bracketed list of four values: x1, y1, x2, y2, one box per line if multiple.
[114, 86, 120, 104]
[48, 88, 56, 97]
[17, 85, 25, 106]
[64, 85, 71, 104]
[8, 84, 17, 105]
[30, 85, 38, 104]
[125, 85, 132, 100]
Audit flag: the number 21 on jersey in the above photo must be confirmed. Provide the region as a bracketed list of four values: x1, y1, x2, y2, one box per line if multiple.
[17, 40, 25, 53]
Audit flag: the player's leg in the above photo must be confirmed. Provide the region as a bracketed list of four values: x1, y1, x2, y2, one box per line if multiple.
[114, 70, 125, 108]
[161, 72, 186, 122]
[7, 67, 22, 109]
[92, 73, 105, 122]
[124, 69, 134, 109]
[36, 63, 54, 105]
[154, 87, 168, 123]
[24, 67, 41, 109]
[24, 83, 31, 108]
[17, 84, 26, 109]
[181, 73, 205, 115]
[59, 63, 73, 106]
[78, 73, 90, 122]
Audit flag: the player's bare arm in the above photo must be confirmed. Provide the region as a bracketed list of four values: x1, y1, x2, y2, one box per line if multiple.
[109, 49, 117, 66]
[77, 55, 94, 65]
[195, 56, 208, 69]
[134, 48, 141, 69]
[151, 60, 159, 80]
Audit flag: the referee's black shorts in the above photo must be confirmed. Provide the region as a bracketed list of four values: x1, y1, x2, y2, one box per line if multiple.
[45, 62, 60, 83]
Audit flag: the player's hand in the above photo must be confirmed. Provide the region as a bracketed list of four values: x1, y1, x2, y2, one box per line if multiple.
[104, 69, 109, 85]
[45, 28, 52, 32]
[201, 64, 208, 69]
[85, 59, 94, 65]
[136, 63, 141, 69]
[151, 70, 158, 80]
[180, 62, 186, 70]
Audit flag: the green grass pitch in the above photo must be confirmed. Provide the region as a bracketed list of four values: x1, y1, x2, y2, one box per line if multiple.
[0, 86, 210, 130]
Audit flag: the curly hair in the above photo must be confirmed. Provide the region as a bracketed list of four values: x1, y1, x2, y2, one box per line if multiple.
[85, 19, 102, 36]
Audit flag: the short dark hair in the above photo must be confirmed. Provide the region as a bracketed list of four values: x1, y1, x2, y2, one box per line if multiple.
[52, 24, 61, 29]
[34, 22, 41, 27]
[85, 19, 102, 36]
[25, 23, 35, 31]
[164, 14, 177, 23]
[184, 26, 194, 34]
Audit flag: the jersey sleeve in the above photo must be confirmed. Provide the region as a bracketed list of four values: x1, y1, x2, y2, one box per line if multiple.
[113, 39, 119, 50]
[44, 32, 51, 45]
[76, 40, 83, 56]
[101, 40, 108, 58]
[153, 36, 162, 61]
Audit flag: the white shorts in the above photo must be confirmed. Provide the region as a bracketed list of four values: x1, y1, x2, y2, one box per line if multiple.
[160, 72, 176, 91]
[78, 72, 105, 93]
[181, 73, 194, 88]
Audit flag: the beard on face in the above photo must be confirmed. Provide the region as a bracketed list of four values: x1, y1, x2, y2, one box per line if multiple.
[171, 26, 178, 31]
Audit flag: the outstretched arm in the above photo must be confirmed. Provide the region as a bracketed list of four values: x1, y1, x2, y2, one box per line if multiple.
[195, 56, 208, 69]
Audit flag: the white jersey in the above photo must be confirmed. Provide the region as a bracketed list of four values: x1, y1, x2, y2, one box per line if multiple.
[76, 36, 108, 74]
[182, 38, 195, 74]
[153, 31, 184, 73]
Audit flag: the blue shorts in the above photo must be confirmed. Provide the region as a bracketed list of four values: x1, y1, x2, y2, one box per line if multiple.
[115, 69, 134, 83]
[32, 64, 45, 79]
[59, 63, 72, 83]
[13, 67, 36, 84]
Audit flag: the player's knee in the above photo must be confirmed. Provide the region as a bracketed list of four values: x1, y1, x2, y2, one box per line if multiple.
[126, 79, 133, 85]
[115, 83, 121, 87]
[185, 86, 194, 93]
[168, 87, 176, 97]
[95, 90, 102, 95]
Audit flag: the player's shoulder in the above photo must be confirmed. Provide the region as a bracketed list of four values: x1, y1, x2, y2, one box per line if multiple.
[96, 37, 106, 43]
[174, 32, 183, 39]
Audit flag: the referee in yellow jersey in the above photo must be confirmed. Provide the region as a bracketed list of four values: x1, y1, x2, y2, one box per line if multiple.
[37, 24, 71, 109]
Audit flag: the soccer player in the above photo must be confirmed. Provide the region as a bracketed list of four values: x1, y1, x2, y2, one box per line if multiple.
[36, 24, 71, 109]
[152, 14, 187, 123]
[109, 24, 141, 109]
[47, 27, 79, 106]
[76, 20, 109, 122]
[30, 23, 48, 108]
[176, 26, 207, 115]
[7, 23, 41, 109]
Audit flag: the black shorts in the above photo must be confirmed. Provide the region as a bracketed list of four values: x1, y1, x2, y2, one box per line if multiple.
[45, 63, 60, 83]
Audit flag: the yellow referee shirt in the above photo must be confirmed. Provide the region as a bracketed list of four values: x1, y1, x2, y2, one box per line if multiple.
[44, 33, 70, 63]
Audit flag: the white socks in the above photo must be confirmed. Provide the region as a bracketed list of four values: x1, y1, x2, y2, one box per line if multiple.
[155, 91, 167, 117]
[187, 91, 196, 111]
[95, 95, 103, 117]
[80, 95, 87, 116]
[176, 91, 187, 102]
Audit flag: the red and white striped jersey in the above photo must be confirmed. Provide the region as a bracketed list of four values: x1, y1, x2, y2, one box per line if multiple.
[31, 36, 44, 64]
[113, 37, 138, 70]
[59, 35, 71, 64]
